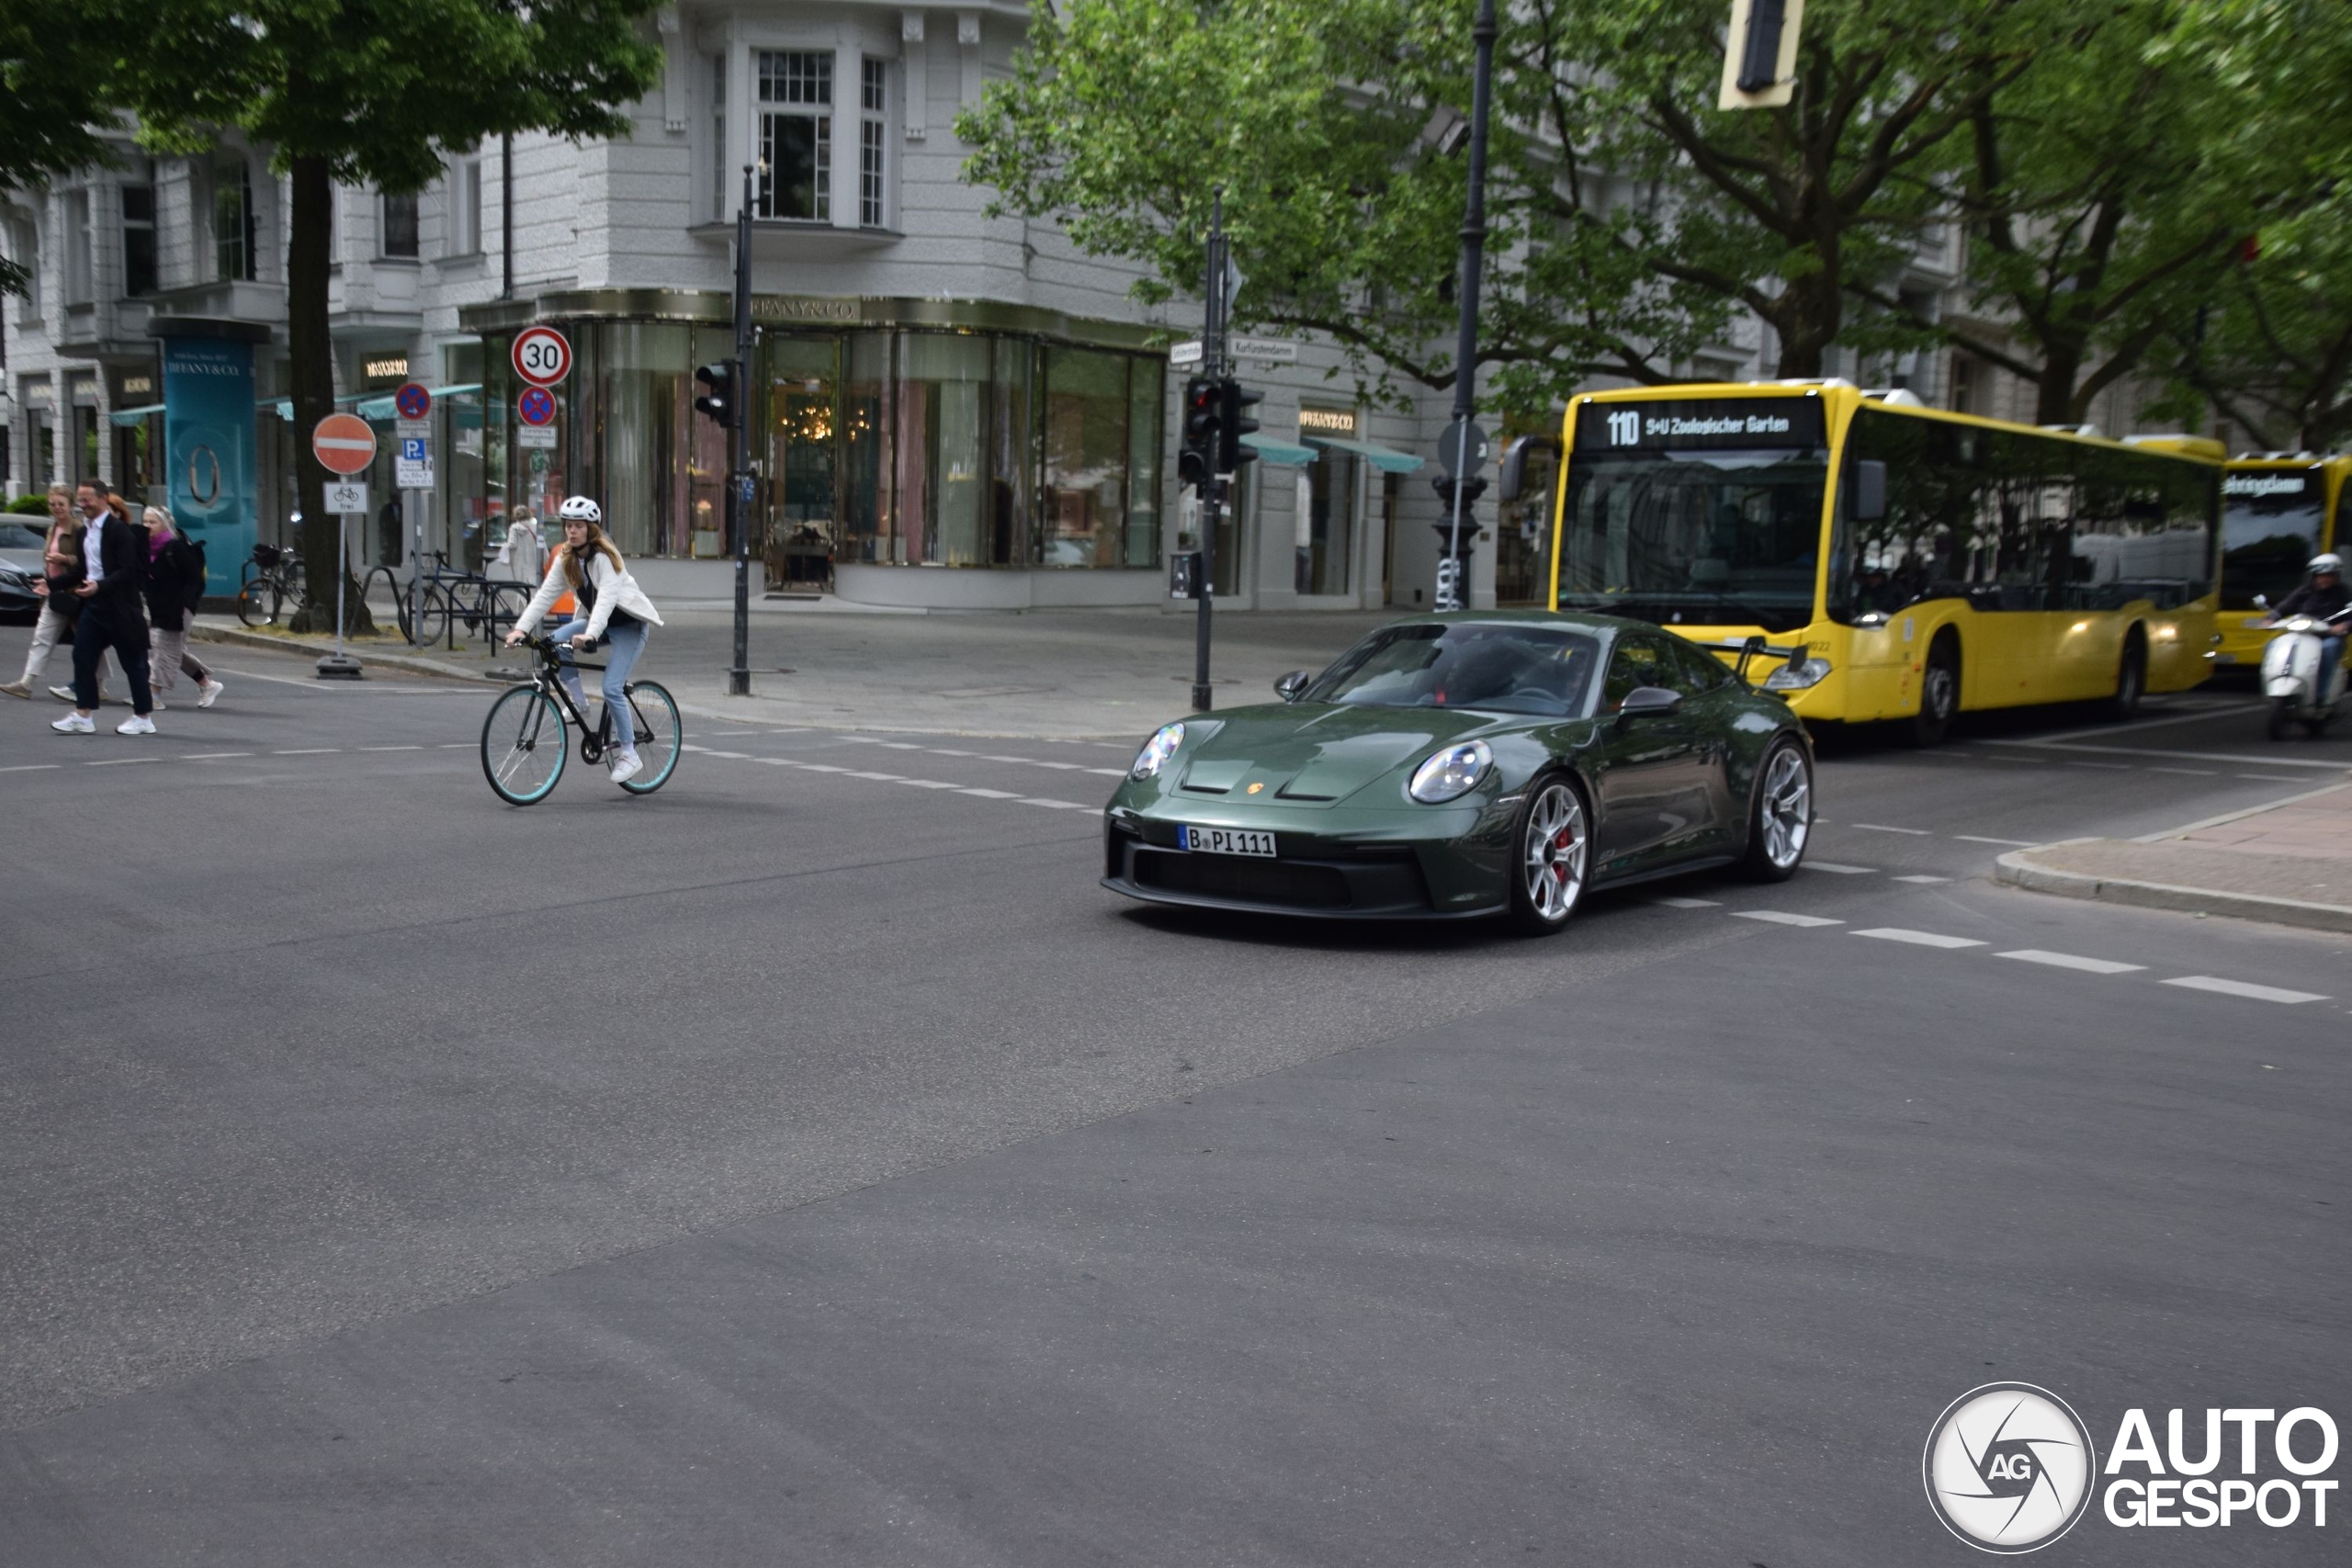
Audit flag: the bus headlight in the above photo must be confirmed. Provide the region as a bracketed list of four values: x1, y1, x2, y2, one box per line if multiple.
[1764, 657, 1833, 692]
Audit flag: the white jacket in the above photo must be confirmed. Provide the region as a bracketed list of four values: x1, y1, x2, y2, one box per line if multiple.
[515, 547, 665, 640]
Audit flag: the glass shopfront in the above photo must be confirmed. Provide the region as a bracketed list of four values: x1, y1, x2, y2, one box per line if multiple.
[470, 312, 1164, 586]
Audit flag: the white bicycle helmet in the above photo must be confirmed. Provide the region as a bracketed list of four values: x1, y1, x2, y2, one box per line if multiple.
[557, 495, 603, 525]
[2310, 552, 2343, 575]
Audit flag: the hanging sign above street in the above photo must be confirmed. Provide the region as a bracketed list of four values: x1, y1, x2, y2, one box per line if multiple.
[393, 381, 432, 422]
[312, 412, 378, 475]
[511, 326, 572, 387]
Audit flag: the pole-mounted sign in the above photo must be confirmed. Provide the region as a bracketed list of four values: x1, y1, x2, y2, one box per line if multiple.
[511, 325, 572, 387]
[1720, 0, 1804, 109]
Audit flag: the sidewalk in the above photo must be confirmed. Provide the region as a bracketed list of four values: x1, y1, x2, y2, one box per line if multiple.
[194, 597, 1398, 739]
[1995, 780, 2352, 932]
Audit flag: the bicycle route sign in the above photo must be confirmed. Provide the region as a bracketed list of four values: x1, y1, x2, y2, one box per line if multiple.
[312, 412, 378, 475]
[393, 381, 432, 422]
[324, 481, 368, 515]
[511, 326, 571, 387]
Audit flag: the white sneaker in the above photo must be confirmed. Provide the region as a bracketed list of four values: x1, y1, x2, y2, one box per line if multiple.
[608, 750, 644, 785]
[48, 685, 76, 704]
[198, 679, 224, 709]
[117, 714, 156, 736]
[51, 713, 94, 734]
[150, 699, 167, 711]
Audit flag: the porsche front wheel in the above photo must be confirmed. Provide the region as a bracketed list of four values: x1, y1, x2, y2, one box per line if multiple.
[1740, 739, 1813, 881]
[1509, 776, 1590, 935]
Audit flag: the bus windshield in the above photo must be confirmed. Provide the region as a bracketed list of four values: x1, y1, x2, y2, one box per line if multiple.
[1555, 449, 1827, 633]
[2221, 490, 2325, 611]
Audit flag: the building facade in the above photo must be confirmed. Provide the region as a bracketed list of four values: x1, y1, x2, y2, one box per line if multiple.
[0, 4, 2177, 615]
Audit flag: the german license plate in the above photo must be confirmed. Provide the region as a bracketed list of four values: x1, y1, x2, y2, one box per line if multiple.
[1180, 826, 1275, 857]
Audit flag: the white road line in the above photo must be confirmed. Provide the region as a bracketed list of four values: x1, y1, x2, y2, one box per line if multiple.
[1734, 910, 1843, 928]
[2236, 773, 2304, 782]
[1893, 874, 1951, 885]
[1018, 797, 1092, 810]
[2065, 761, 2133, 771]
[2006, 702, 2265, 743]
[877, 742, 924, 750]
[1850, 823, 1930, 835]
[1807, 862, 1878, 874]
[273, 748, 340, 755]
[359, 745, 424, 751]
[180, 751, 252, 760]
[959, 788, 1022, 799]
[800, 763, 848, 773]
[86, 757, 163, 766]
[2150, 767, 2217, 776]
[1853, 927, 1986, 949]
[1032, 761, 1084, 771]
[1650, 896, 1720, 908]
[1955, 834, 2038, 847]
[0, 763, 62, 773]
[979, 754, 1034, 765]
[437, 743, 469, 750]
[707, 750, 749, 760]
[1085, 768, 1128, 777]
[2163, 976, 2329, 1005]
[933, 748, 978, 757]
[1984, 739, 2349, 770]
[843, 771, 903, 781]
[1997, 950, 2146, 976]
[896, 778, 963, 789]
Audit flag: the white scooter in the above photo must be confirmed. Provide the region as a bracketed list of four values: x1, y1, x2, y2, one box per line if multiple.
[2257, 604, 2352, 739]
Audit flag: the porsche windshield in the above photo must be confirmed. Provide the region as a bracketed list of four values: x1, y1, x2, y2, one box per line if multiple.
[1306, 624, 1600, 716]
[1556, 449, 1828, 633]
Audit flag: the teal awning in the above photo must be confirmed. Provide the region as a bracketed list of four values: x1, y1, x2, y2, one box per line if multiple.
[1240, 432, 1317, 467]
[1305, 434, 1425, 474]
[265, 393, 368, 420]
[107, 403, 164, 426]
[355, 382, 482, 421]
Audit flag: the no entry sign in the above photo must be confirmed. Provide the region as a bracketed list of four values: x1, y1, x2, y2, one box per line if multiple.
[511, 326, 572, 387]
[312, 412, 378, 475]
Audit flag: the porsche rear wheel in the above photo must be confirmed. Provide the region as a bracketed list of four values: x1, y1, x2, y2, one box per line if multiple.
[1740, 739, 1813, 881]
[1508, 776, 1590, 935]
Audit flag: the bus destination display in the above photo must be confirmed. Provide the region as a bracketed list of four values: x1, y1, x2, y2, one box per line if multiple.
[1577, 397, 1826, 453]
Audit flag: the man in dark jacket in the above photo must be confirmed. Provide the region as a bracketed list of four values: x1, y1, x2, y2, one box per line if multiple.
[2269, 552, 2350, 705]
[50, 479, 156, 736]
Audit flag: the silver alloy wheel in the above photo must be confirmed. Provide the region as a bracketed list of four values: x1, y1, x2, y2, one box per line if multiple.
[1922, 660, 1956, 724]
[1522, 782, 1588, 922]
[1759, 746, 1811, 870]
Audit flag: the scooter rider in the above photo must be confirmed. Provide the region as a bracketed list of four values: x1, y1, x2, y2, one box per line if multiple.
[2268, 553, 2350, 703]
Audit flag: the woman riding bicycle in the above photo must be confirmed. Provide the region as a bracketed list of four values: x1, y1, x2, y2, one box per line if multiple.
[505, 496, 665, 784]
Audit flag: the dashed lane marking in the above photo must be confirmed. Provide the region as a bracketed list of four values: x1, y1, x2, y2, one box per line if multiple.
[180, 751, 252, 760]
[1894, 874, 1951, 884]
[2066, 761, 2133, 771]
[1734, 910, 1843, 928]
[896, 778, 963, 789]
[2162, 976, 2329, 1005]
[0, 763, 61, 773]
[85, 757, 162, 766]
[360, 745, 424, 751]
[1954, 834, 2038, 847]
[2150, 767, 2217, 777]
[273, 748, 341, 755]
[1807, 862, 1878, 874]
[960, 788, 1022, 799]
[1996, 950, 2145, 976]
[1018, 797, 1094, 810]
[1650, 897, 1720, 908]
[2236, 773, 2305, 782]
[1851, 823, 1931, 835]
[1853, 927, 1986, 949]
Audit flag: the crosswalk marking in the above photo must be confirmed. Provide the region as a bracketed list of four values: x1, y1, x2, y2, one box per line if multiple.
[1735, 910, 1843, 928]
[1996, 950, 2145, 976]
[1852, 928, 1986, 949]
[2162, 976, 2328, 1005]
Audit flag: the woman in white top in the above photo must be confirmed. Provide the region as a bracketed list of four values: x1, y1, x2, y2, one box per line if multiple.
[505, 496, 665, 784]
[493, 512, 545, 585]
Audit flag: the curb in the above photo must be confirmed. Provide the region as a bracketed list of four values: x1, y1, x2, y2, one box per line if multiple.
[188, 623, 502, 683]
[1993, 840, 2352, 934]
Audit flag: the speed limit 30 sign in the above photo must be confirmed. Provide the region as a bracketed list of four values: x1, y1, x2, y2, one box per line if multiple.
[511, 326, 572, 387]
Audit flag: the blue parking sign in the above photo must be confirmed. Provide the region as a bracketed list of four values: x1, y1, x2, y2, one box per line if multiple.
[401, 437, 427, 462]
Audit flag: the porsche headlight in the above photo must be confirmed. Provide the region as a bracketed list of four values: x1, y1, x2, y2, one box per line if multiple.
[1764, 656, 1833, 691]
[1129, 721, 1186, 781]
[1408, 740, 1492, 804]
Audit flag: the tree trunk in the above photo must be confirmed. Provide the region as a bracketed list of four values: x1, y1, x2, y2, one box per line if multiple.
[2033, 338, 2086, 427]
[1770, 265, 1840, 379]
[285, 152, 375, 636]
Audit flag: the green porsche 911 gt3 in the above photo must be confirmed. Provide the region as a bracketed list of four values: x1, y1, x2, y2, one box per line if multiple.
[1102, 611, 1815, 933]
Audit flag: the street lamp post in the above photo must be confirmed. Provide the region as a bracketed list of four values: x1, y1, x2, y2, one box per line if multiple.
[729, 164, 753, 697]
[1434, 0, 1498, 612]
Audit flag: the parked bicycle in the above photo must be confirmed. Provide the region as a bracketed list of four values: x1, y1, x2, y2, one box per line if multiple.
[480, 633, 681, 805]
[236, 543, 305, 626]
[405, 551, 531, 649]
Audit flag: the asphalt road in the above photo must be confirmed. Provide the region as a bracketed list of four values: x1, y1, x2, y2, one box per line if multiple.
[1, 637, 2346, 1565]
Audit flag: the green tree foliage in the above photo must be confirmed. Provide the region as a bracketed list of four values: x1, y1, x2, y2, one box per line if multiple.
[119, 0, 662, 632]
[0, 0, 129, 294]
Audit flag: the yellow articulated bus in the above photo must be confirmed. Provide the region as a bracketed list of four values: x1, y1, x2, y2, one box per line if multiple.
[1546, 380, 2222, 743]
[2212, 453, 2352, 670]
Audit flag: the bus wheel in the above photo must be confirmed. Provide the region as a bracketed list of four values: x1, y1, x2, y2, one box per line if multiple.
[2107, 633, 2146, 722]
[1906, 636, 1959, 747]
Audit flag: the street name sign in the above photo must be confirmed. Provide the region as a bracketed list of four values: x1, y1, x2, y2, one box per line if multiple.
[1230, 336, 1298, 364]
[1170, 340, 1204, 368]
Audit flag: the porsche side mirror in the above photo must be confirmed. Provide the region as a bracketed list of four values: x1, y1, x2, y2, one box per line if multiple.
[1274, 670, 1313, 702]
[1618, 685, 1682, 719]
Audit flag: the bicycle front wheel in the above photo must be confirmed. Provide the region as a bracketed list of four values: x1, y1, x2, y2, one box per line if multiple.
[618, 681, 682, 795]
[481, 686, 569, 806]
[236, 579, 277, 627]
[412, 586, 450, 647]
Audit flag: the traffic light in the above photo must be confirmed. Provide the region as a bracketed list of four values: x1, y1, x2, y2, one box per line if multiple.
[694, 361, 736, 427]
[1179, 375, 1220, 489]
[1216, 378, 1262, 473]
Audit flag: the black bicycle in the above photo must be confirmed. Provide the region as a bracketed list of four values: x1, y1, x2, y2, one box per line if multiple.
[236, 543, 305, 626]
[479, 634, 681, 805]
[410, 551, 530, 649]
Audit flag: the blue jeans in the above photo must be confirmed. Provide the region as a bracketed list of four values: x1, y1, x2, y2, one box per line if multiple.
[552, 617, 646, 749]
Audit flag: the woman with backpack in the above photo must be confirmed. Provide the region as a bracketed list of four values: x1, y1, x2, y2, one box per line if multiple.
[141, 506, 224, 709]
[503, 496, 663, 784]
